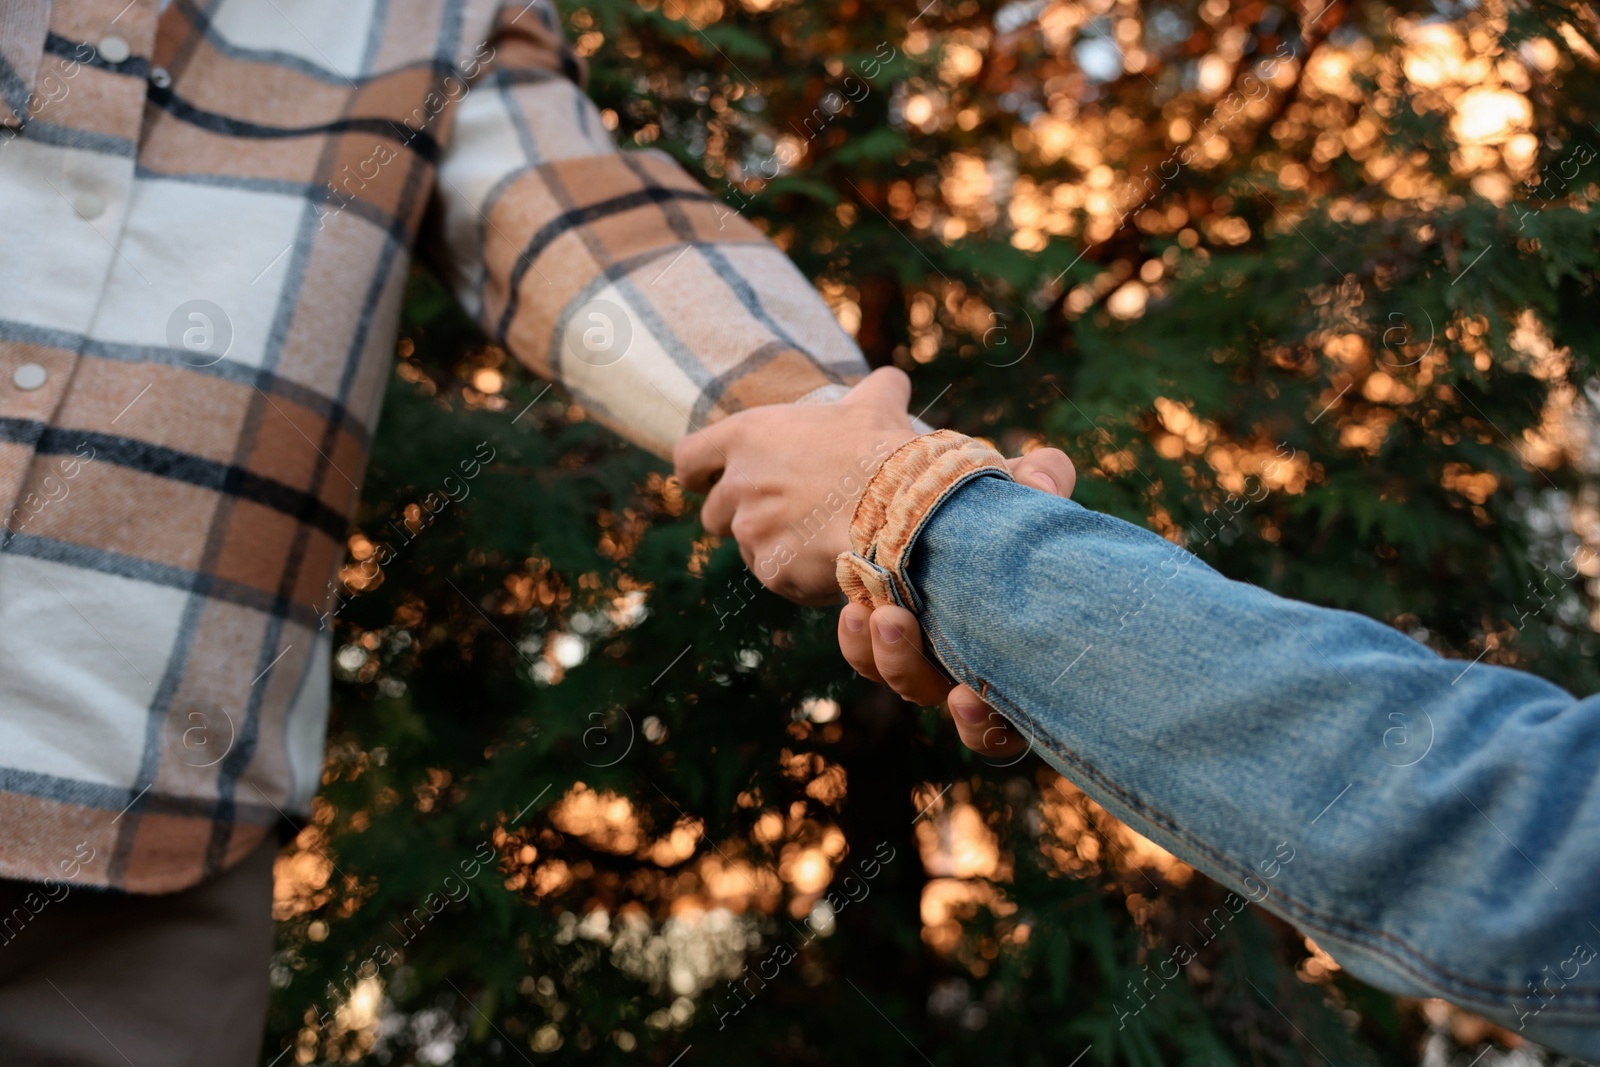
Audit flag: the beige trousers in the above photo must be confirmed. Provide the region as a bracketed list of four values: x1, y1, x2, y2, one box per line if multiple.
[0, 836, 276, 1066]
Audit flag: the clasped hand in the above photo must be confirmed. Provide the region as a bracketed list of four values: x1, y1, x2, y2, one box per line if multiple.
[673, 368, 1075, 757]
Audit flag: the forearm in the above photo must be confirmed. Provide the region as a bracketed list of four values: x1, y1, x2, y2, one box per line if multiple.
[844, 438, 1600, 1053]
[432, 5, 866, 459]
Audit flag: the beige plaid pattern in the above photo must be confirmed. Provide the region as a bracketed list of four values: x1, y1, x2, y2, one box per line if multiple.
[0, 0, 866, 892]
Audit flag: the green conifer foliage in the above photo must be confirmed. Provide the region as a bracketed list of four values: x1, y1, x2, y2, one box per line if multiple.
[265, 1, 1598, 1063]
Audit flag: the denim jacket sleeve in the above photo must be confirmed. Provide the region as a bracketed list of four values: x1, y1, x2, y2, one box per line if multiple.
[837, 432, 1600, 1059]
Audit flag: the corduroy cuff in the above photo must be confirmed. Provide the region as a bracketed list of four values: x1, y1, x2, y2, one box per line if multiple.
[835, 430, 1012, 612]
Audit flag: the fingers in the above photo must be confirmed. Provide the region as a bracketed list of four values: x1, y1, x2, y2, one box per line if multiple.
[868, 605, 953, 707]
[672, 419, 737, 495]
[676, 416, 748, 536]
[839, 366, 913, 416]
[698, 471, 743, 536]
[948, 686, 1031, 759]
[1006, 447, 1077, 499]
[838, 605, 1031, 760]
[837, 604, 882, 683]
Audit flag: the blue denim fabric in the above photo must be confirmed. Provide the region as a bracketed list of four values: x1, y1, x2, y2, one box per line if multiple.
[901, 473, 1600, 1059]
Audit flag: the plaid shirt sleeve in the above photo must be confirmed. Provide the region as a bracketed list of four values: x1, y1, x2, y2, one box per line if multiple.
[429, 3, 869, 459]
[0, 0, 864, 897]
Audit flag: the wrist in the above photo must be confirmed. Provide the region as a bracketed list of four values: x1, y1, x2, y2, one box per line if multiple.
[835, 431, 1012, 612]
[807, 426, 919, 560]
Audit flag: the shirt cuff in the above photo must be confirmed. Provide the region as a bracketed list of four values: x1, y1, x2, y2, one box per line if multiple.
[835, 430, 1012, 612]
[792, 382, 933, 433]
[789, 382, 855, 405]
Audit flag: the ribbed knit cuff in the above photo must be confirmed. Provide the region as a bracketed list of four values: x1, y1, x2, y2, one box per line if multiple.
[835, 430, 1011, 612]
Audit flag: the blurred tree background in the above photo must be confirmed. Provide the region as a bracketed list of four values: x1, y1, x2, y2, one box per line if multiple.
[263, 0, 1600, 1064]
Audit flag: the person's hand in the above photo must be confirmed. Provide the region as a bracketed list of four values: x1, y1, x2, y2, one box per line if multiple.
[673, 367, 921, 605]
[835, 446, 1076, 758]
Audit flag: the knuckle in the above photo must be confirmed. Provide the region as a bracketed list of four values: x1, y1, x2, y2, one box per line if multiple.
[728, 510, 757, 542]
[880, 651, 925, 687]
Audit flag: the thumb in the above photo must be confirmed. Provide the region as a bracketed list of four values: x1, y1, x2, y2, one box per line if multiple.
[840, 366, 913, 415]
[1006, 447, 1076, 499]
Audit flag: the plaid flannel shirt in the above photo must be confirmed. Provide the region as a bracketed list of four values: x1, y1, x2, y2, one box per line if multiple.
[0, 0, 867, 893]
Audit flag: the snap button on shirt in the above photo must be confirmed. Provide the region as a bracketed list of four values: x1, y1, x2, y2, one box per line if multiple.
[12, 363, 48, 391]
[97, 35, 131, 64]
[73, 192, 107, 220]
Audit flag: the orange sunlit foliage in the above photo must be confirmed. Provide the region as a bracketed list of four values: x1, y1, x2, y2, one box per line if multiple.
[1037, 772, 1194, 889]
[288, 1, 1599, 1060]
[551, 784, 643, 854]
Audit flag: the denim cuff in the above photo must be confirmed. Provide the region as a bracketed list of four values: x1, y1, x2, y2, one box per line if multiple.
[835, 430, 1012, 613]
